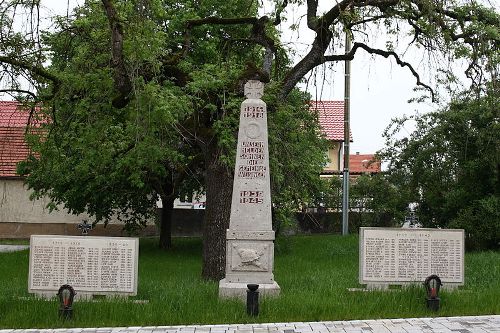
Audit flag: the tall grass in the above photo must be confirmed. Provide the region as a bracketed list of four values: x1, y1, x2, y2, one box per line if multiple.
[0, 235, 498, 329]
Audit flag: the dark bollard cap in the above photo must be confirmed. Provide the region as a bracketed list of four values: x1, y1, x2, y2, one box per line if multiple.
[247, 284, 259, 291]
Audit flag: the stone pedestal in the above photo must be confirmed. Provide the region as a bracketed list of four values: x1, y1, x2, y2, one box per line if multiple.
[219, 81, 280, 299]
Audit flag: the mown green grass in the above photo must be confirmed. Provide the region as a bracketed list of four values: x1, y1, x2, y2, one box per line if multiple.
[0, 234, 498, 328]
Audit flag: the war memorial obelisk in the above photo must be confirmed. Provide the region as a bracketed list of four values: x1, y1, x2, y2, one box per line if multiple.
[219, 80, 280, 298]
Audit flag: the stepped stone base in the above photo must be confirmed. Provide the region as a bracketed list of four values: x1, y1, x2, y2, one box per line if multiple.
[218, 279, 280, 300]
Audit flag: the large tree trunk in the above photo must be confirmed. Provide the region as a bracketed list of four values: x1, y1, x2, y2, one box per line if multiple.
[201, 145, 233, 280]
[159, 194, 175, 250]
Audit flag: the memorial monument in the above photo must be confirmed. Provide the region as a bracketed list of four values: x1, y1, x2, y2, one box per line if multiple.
[219, 80, 280, 298]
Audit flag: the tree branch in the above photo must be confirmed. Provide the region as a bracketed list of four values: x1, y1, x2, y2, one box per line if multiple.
[0, 55, 60, 84]
[186, 16, 259, 28]
[184, 15, 276, 77]
[0, 88, 37, 100]
[306, 0, 319, 30]
[273, 0, 289, 26]
[323, 42, 436, 101]
[101, 0, 132, 109]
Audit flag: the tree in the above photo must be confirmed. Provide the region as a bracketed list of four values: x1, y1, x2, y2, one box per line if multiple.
[1, 0, 499, 278]
[380, 85, 499, 250]
[349, 173, 408, 226]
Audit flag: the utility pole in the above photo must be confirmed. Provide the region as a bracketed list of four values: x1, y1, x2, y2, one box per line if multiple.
[342, 29, 351, 236]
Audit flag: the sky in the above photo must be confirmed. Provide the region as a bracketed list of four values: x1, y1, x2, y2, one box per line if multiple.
[39, 0, 472, 155]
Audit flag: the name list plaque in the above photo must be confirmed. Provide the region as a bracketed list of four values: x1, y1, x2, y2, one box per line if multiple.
[29, 235, 138, 296]
[359, 228, 464, 287]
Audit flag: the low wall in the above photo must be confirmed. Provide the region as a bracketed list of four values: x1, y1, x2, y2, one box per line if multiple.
[0, 176, 393, 238]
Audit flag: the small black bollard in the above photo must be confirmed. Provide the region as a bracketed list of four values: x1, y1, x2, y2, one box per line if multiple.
[246, 284, 259, 316]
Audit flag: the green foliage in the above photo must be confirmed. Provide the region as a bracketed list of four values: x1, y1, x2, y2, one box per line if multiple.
[350, 173, 407, 227]
[13, 0, 328, 238]
[380, 88, 499, 250]
[267, 86, 330, 230]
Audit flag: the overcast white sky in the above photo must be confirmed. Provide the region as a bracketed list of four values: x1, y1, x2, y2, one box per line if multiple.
[41, 0, 488, 154]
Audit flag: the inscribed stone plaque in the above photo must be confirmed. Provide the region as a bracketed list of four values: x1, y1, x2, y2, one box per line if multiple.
[359, 228, 464, 286]
[29, 235, 138, 296]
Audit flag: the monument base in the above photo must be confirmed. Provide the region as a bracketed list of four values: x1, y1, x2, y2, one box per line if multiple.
[218, 279, 280, 300]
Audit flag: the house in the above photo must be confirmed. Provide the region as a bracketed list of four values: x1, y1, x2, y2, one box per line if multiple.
[349, 152, 381, 175]
[312, 100, 381, 177]
[0, 101, 158, 238]
[312, 100, 351, 174]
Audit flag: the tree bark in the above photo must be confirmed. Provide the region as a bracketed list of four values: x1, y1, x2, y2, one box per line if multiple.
[159, 194, 175, 250]
[201, 144, 233, 281]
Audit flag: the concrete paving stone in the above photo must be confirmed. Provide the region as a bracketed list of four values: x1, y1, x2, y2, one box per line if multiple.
[294, 325, 311, 329]
[367, 325, 390, 333]
[310, 329, 329, 333]
[442, 323, 467, 330]
[236, 325, 254, 330]
[278, 327, 296, 331]
[210, 327, 226, 333]
[310, 324, 327, 328]
[233, 328, 253, 333]
[340, 322, 355, 327]
[254, 328, 270, 333]
[326, 329, 346, 333]
[295, 328, 313, 331]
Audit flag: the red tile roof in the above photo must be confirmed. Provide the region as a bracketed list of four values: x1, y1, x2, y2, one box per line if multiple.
[349, 154, 381, 174]
[0, 101, 32, 178]
[311, 100, 353, 142]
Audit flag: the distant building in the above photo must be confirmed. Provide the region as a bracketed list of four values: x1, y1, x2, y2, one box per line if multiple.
[0, 101, 31, 178]
[0, 101, 157, 238]
[312, 100, 381, 177]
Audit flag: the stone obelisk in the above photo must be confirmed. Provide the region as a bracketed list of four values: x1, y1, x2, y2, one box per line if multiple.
[218, 80, 280, 299]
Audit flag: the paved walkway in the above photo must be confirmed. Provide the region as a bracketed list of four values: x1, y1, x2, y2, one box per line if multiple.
[0, 244, 29, 252]
[1, 316, 499, 333]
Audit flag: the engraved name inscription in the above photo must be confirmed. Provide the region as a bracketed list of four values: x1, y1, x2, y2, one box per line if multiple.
[29, 236, 138, 295]
[360, 228, 464, 284]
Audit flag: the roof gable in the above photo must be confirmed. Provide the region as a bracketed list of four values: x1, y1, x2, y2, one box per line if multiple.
[310, 100, 353, 142]
[0, 101, 32, 177]
[349, 154, 381, 174]
[0, 101, 32, 127]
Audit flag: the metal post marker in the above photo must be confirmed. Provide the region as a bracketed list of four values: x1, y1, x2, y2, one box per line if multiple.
[342, 28, 351, 236]
[246, 284, 259, 316]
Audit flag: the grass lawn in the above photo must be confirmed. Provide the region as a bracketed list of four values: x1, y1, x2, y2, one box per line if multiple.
[0, 234, 498, 328]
